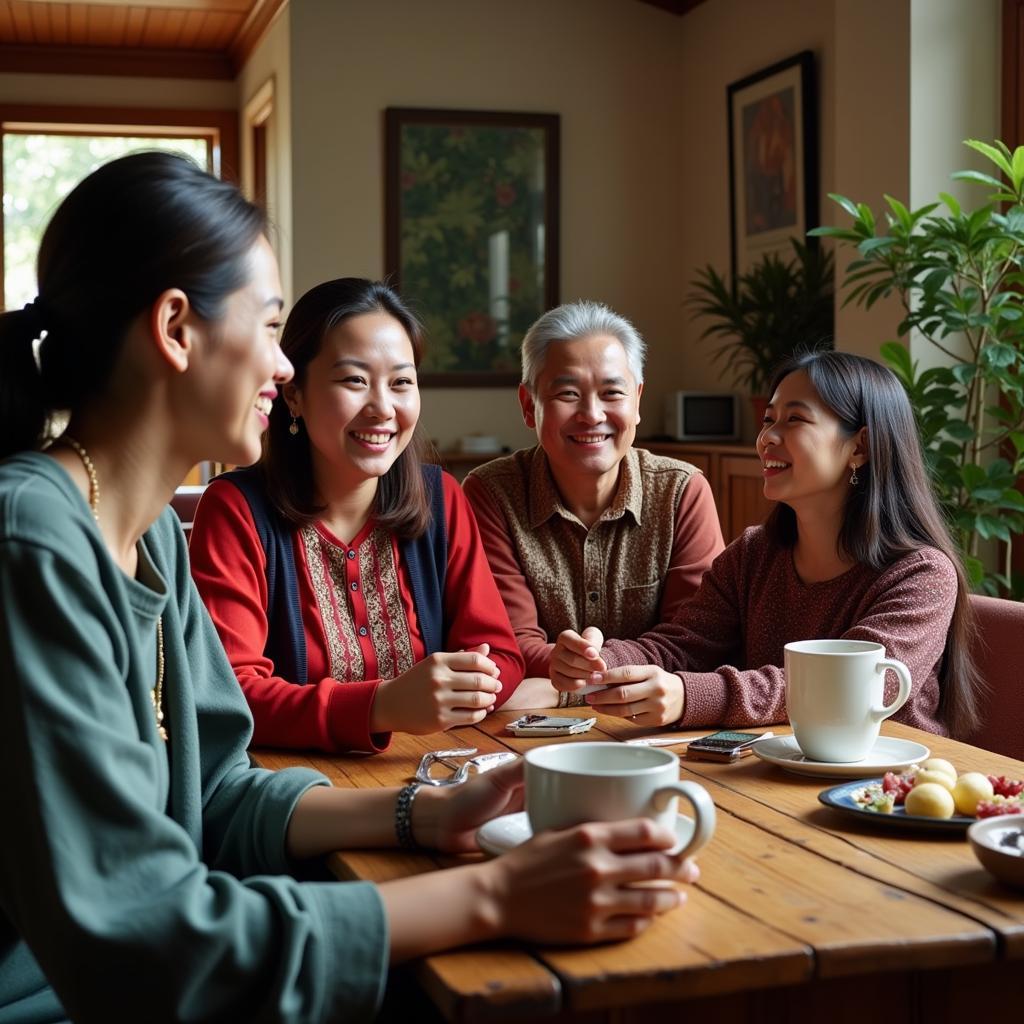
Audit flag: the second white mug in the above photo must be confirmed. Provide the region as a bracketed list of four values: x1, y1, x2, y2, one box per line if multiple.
[784, 639, 913, 763]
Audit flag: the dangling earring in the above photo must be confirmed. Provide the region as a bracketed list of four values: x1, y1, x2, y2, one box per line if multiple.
[289, 415, 300, 437]
[849, 463, 859, 486]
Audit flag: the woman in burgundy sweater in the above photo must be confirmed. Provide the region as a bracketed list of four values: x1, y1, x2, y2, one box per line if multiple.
[551, 351, 982, 739]
[189, 279, 524, 753]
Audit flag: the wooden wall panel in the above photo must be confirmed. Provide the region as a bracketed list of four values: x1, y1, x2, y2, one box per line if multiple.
[719, 456, 774, 540]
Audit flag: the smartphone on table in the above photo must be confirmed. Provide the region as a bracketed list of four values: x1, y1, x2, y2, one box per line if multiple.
[506, 714, 597, 737]
[685, 730, 769, 762]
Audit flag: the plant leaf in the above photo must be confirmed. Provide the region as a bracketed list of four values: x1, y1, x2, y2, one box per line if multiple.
[963, 555, 986, 589]
[950, 169, 1005, 189]
[827, 193, 860, 220]
[964, 139, 1014, 178]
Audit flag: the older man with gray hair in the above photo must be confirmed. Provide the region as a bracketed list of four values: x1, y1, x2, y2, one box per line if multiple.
[464, 300, 724, 707]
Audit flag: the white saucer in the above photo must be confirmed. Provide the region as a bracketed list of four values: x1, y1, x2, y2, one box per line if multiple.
[751, 734, 930, 778]
[475, 811, 697, 858]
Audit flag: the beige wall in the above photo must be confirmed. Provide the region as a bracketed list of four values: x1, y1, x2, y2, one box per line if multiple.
[909, 0, 1000, 370]
[831, 0, 911, 361]
[287, 0, 686, 452]
[829, 0, 1000, 365]
[238, 6, 293, 303]
[910, 0, 1000, 210]
[674, 0, 835, 440]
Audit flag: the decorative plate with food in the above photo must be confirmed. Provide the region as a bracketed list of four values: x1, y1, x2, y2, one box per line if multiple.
[818, 758, 1023, 833]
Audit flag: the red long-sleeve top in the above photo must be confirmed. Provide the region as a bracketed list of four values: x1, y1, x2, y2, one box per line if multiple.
[188, 471, 524, 753]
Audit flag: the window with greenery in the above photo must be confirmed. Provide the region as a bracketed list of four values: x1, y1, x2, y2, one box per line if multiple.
[3, 132, 209, 310]
[1, 106, 235, 484]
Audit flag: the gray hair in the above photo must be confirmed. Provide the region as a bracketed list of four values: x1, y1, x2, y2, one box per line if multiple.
[520, 300, 646, 392]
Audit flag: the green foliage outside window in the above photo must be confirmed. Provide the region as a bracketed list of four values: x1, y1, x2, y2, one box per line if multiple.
[3, 134, 208, 311]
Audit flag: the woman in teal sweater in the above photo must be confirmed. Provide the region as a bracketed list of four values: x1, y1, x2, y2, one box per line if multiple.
[0, 153, 698, 1023]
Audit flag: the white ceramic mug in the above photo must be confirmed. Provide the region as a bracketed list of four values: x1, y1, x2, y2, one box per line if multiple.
[524, 742, 716, 858]
[784, 639, 913, 763]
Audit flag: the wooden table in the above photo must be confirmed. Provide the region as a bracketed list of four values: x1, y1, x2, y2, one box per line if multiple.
[254, 714, 1024, 1023]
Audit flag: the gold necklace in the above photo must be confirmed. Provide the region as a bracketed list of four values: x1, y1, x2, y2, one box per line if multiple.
[62, 435, 99, 522]
[63, 435, 168, 743]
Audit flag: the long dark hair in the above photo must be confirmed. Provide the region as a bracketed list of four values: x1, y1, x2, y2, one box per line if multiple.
[262, 278, 433, 538]
[764, 350, 982, 737]
[0, 151, 266, 460]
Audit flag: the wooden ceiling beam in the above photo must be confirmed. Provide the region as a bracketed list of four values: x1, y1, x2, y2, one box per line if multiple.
[227, 0, 284, 74]
[636, 0, 709, 14]
[25, 1, 252, 11]
[0, 41, 232, 78]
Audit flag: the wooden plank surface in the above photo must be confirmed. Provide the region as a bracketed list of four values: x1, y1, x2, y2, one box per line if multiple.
[251, 713, 1024, 1021]
[637, 721, 1024, 957]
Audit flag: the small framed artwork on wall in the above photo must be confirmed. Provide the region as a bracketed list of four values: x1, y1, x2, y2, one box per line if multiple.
[727, 51, 818, 283]
[385, 107, 560, 386]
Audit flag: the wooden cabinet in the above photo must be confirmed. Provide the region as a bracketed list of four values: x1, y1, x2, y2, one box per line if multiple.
[637, 441, 773, 542]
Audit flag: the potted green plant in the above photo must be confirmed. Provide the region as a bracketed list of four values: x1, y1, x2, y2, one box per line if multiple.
[689, 238, 835, 421]
[810, 139, 1024, 595]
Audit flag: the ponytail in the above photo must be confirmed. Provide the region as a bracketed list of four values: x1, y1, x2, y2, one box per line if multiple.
[0, 302, 49, 458]
[0, 151, 265, 461]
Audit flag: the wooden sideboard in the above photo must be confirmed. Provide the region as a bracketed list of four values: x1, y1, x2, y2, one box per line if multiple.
[636, 441, 773, 542]
[437, 442, 772, 542]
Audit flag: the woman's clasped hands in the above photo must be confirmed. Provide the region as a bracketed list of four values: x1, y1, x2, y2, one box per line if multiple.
[369, 642, 503, 734]
[551, 627, 686, 727]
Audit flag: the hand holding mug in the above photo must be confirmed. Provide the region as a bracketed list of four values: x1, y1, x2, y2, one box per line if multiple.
[482, 818, 701, 944]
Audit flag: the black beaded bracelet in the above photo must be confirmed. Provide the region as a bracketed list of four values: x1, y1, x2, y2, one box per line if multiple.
[395, 782, 422, 850]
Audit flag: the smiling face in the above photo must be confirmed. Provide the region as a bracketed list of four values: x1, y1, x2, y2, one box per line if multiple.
[284, 310, 420, 494]
[756, 369, 866, 515]
[520, 333, 642, 495]
[186, 235, 292, 467]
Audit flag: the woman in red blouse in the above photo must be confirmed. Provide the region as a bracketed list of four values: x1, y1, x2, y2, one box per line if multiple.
[189, 278, 525, 752]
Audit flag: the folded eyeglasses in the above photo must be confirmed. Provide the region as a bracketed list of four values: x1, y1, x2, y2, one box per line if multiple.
[414, 747, 517, 787]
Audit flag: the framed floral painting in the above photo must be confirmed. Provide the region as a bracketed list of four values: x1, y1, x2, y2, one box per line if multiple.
[385, 108, 560, 385]
[727, 51, 818, 283]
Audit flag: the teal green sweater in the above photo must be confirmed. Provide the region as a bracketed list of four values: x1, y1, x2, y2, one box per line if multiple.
[0, 454, 388, 1023]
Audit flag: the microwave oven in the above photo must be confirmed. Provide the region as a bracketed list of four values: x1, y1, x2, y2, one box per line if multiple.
[664, 391, 740, 442]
